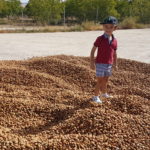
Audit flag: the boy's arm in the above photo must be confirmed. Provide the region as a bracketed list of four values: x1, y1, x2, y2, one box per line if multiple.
[90, 46, 97, 70]
[113, 51, 118, 70]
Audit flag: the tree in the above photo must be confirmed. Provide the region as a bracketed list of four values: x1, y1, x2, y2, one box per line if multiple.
[25, 0, 63, 25]
[65, 0, 119, 23]
[132, 0, 150, 23]
[116, 0, 150, 23]
[95, 0, 119, 22]
[0, 0, 22, 18]
[0, 0, 9, 17]
[6, 0, 22, 17]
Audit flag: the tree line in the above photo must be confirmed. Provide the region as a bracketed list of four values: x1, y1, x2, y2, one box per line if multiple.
[0, 0, 150, 25]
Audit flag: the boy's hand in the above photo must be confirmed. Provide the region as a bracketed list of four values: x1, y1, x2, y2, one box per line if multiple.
[90, 62, 95, 70]
[114, 65, 118, 71]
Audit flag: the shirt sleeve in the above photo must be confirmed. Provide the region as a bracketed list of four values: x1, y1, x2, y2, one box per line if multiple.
[93, 37, 100, 47]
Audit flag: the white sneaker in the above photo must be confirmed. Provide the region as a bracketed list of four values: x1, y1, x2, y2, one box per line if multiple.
[92, 96, 102, 103]
[101, 93, 113, 98]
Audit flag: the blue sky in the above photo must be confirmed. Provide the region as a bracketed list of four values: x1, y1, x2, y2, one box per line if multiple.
[20, 0, 66, 3]
[20, 0, 65, 3]
[20, 0, 29, 3]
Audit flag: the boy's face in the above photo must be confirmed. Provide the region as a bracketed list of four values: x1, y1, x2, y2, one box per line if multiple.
[103, 24, 117, 35]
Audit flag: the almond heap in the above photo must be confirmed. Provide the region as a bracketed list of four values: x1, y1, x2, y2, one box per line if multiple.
[0, 55, 149, 150]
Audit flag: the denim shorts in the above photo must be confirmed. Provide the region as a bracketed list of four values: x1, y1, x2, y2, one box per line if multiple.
[96, 63, 112, 77]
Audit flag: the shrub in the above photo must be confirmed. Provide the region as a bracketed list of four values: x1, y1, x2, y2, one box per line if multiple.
[120, 17, 137, 29]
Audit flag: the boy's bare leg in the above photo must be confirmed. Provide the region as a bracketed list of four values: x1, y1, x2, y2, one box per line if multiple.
[94, 77, 103, 96]
[101, 77, 109, 94]
[100, 76, 113, 98]
[92, 77, 103, 103]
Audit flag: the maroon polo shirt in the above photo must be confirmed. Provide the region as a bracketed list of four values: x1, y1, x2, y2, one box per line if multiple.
[94, 34, 117, 64]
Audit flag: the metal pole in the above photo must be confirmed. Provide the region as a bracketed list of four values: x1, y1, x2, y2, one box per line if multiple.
[21, 9, 24, 28]
[96, 7, 99, 23]
[64, 5, 66, 26]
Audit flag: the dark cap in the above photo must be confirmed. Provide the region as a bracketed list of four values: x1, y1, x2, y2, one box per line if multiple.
[100, 16, 118, 25]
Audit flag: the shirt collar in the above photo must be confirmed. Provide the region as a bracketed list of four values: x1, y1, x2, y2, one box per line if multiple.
[103, 32, 114, 39]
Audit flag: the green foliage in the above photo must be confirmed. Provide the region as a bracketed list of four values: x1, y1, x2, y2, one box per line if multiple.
[64, 0, 150, 24]
[65, 0, 119, 23]
[25, 0, 63, 25]
[116, 0, 150, 24]
[0, 0, 22, 17]
[132, 0, 150, 24]
[0, 0, 9, 17]
[0, 0, 150, 26]
[7, 0, 22, 17]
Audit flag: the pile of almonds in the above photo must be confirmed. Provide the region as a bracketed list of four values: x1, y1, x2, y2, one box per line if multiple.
[0, 55, 149, 150]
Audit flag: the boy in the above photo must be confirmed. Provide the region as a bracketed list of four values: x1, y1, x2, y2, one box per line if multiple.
[90, 16, 118, 103]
